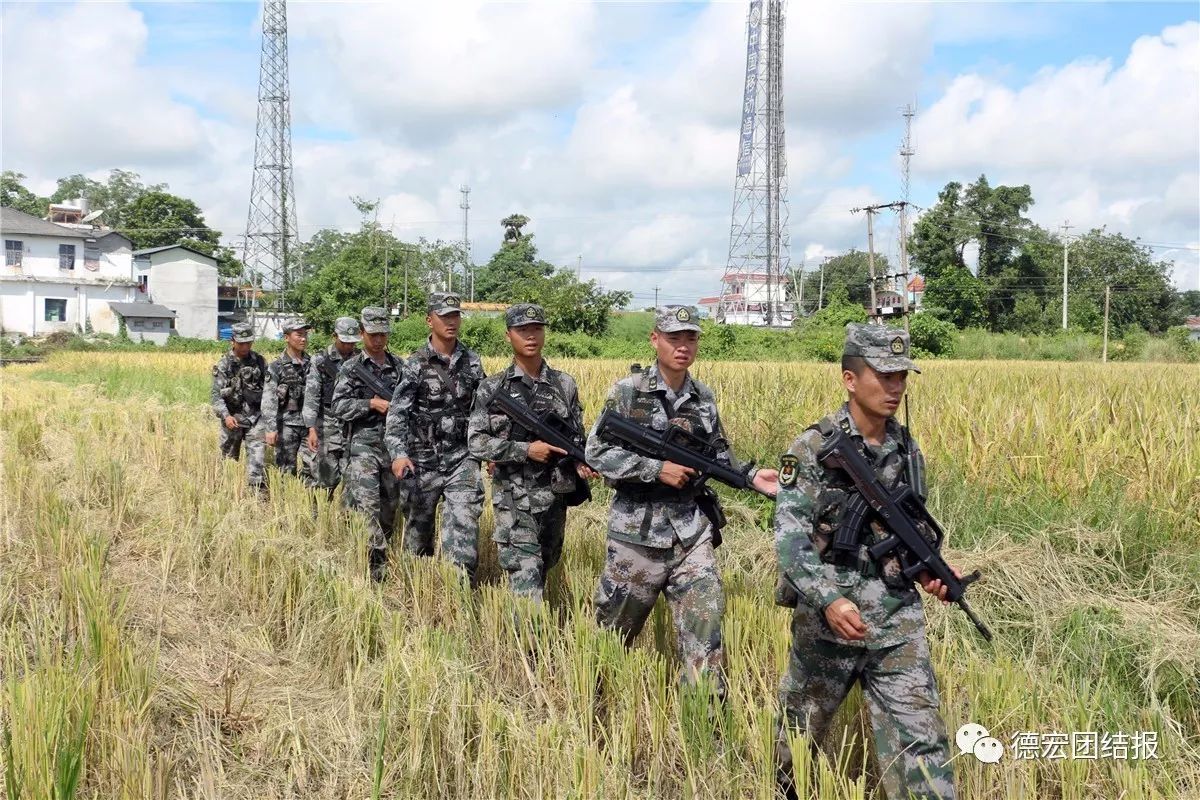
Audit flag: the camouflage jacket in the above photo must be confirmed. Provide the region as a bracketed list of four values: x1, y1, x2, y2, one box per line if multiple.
[385, 338, 485, 471]
[303, 345, 356, 430]
[468, 360, 584, 515]
[773, 403, 928, 650]
[261, 351, 311, 430]
[330, 351, 405, 448]
[210, 350, 267, 427]
[586, 362, 755, 549]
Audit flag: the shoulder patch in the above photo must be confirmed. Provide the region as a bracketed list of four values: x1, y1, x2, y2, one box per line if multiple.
[779, 454, 799, 488]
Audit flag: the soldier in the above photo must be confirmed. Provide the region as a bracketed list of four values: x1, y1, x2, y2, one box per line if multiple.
[211, 321, 268, 494]
[467, 303, 595, 601]
[585, 305, 777, 696]
[331, 307, 405, 582]
[303, 316, 362, 497]
[774, 323, 959, 800]
[385, 292, 487, 585]
[260, 319, 315, 484]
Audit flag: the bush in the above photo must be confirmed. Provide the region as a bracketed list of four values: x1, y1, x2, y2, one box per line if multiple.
[908, 314, 956, 358]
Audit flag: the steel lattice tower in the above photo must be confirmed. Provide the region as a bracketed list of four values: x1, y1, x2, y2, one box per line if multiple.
[718, 0, 791, 326]
[243, 0, 298, 313]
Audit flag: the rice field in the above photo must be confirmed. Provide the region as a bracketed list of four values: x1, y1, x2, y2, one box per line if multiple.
[2, 351, 1197, 799]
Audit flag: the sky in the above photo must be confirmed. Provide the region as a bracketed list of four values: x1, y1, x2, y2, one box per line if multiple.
[2, 0, 1197, 308]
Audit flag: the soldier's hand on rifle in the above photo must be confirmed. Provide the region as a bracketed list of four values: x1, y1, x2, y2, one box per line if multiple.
[919, 567, 961, 604]
[391, 457, 415, 480]
[825, 598, 867, 641]
[575, 463, 598, 481]
[265, 431, 278, 446]
[658, 461, 697, 489]
[369, 396, 391, 414]
[753, 468, 780, 497]
[306, 428, 319, 452]
[527, 441, 568, 463]
[224, 415, 239, 431]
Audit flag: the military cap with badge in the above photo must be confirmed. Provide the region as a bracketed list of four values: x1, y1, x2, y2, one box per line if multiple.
[654, 304, 702, 333]
[361, 306, 391, 334]
[427, 292, 462, 316]
[505, 303, 548, 328]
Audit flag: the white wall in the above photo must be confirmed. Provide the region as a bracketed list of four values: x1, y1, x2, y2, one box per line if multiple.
[3, 233, 132, 281]
[146, 250, 218, 339]
[0, 279, 135, 336]
[122, 316, 171, 346]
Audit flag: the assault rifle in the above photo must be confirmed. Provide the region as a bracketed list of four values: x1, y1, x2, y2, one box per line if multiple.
[350, 359, 396, 409]
[594, 409, 765, 544]
[817, 429, 993, 642]
[488, 390, 591, 506]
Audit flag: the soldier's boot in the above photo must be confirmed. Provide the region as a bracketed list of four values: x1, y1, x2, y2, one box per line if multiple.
[368, 548, 388, 583]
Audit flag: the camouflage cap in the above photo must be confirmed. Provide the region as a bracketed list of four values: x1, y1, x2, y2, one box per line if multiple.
[281, 318, 311, 334]
[334, 316, 362, 343]
[505, 303, 547, 328]
[654, 305, 701, 334]
[427, 291, 462, 316]
[843, 322, 921, 373]
[361, 306, 391, 334]
[231, 322, 255, 343]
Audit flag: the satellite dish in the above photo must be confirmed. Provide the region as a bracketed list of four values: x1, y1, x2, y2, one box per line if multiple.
[81, 209, 105, 223]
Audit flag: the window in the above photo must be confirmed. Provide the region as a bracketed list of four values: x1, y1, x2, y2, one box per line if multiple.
[58, 244, 75, 270]
[138, 275, 149, 293]
[4, 240, 22, 268]
[151, 320, 163, 329]
[84, 243, 100, 271]
[44, 298, 67, 322]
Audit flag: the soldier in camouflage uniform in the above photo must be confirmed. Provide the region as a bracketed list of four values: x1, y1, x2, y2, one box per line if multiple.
[211, 321, 268, 493]
[586, 305, 777, 695]
[260, 319, 316, 485]
[303, 316, 362, 496]
[774, 323, 958, 800]
[331, 307, 405, 581]
[467, 303, 595, 601]
[385, 292, 488, 585]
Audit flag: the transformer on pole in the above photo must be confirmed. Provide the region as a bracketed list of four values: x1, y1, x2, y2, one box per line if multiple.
[717, 0, 792, 327]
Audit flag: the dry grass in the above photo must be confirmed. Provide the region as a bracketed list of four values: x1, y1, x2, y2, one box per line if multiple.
[1, 352, 1197, 799]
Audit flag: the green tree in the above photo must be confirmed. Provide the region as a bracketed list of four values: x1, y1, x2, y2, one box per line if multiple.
[51, 169, 165, 229]
[0, 171, 47, 217]
[798, 250, 890, 310]
[120, 191, 243, 278]
[1059, 230, 1178, 335]
[922, 266, 988, 329]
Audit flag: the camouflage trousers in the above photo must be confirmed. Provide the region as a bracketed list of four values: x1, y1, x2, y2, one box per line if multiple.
[313, 420, 347, 490]
[776, 632, 956, 800]
[594, 534, 725, 693]
[342, 436, 400, 552]
[218, 423, 266, 487]
[400, 457, 484, 585]
[272, 424, 317, 486]
[492, 499, 566, 601]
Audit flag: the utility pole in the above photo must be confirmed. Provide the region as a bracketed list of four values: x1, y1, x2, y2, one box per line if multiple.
[795, 262, 804, 314]
[1061, 220, 1073, 329]
[853, 201, 908, 324]
[898, 103, 915, 323]
[653, 285, 661, 307]
[818, 256, 828, 310]
[1102, 284, 1111, 363]
[383, 214, 394, 312]
[576, 254, 582, 278]
[460, 185, 472, 300]
[402, 244, 412, 318]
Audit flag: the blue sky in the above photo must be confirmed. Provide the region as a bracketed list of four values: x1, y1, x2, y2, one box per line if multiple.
[3, 1, 1197, 302]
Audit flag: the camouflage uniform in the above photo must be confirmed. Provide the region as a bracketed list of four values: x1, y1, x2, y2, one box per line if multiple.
[774, 324, 954, 800]
[467, 303, 586, 601]
[260, 320, 315, 484]
[331, 308, 404, 566]
[385, 293, 487, 584]
[210, 322, 267, 487]
[585, 305, 754, 694]
[303, 317, 362, 491]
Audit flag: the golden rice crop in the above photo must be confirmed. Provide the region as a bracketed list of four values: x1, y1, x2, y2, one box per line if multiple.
[1, 351, 1197, 799]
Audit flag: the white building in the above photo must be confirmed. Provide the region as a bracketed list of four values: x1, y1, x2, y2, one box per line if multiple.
[1, 207, 137, 336]
[133, 244, 219, 339]
[109, 302, 177, 345]
[698, 271, 795, 327]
